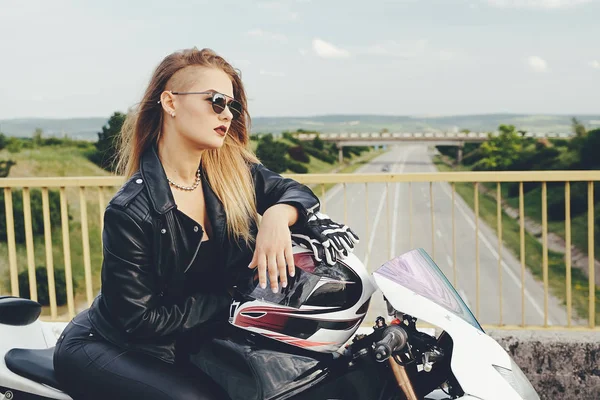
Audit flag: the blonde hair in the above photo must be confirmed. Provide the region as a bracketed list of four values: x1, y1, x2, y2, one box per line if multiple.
[116, 47, 259, 245]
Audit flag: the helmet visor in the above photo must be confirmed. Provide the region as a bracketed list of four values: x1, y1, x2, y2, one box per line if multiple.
[236, 266, 322, 309]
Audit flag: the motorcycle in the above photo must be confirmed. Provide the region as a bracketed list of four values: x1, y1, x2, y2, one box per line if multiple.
[0, 247, 540, 400]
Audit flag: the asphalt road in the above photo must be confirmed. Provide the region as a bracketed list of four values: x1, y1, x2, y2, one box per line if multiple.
[318, 144, 569, 327]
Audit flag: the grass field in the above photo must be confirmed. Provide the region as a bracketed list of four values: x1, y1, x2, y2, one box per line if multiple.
[434, 156, 599, 325]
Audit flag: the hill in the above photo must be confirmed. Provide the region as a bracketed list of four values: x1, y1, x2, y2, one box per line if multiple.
[2, 114, 599, 140]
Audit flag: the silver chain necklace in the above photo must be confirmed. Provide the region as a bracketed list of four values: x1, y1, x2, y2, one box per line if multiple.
[167, 169, 202, 191]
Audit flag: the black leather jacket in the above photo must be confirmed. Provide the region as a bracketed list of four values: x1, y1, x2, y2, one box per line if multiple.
[87, 145, 320, 363]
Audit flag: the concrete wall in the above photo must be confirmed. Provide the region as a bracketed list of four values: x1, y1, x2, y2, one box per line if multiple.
[488, 329, 600, 400]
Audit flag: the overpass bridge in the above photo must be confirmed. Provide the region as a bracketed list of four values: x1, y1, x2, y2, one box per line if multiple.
[294, 131, 572, 163]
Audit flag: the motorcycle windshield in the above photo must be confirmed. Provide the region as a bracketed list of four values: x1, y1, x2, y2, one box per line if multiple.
[374, 248, 483, 332]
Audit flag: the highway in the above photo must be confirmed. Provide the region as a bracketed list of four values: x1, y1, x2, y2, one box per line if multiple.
[317, 144, 569, 327]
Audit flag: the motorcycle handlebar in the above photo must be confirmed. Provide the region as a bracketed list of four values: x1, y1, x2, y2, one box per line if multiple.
[373, 325, 408, 362]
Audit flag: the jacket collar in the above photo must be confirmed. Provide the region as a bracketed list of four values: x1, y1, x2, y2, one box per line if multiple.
[139, 145, 228, 248]
[140, 145, 176, 215]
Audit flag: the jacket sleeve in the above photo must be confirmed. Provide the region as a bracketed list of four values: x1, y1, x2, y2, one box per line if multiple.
[251, 163, 320, 227]
[100, 205, 231, 339]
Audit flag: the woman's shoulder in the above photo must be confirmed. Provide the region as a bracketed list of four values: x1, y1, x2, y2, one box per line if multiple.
[107, 171, 151, 220]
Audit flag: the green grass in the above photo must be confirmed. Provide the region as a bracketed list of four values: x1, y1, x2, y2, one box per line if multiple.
[434, 157, 599, 325]
[1, 146, 115, 316]
[1, 146, 108, 177]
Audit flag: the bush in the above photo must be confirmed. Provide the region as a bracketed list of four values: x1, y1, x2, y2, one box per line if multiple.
[303, 146, 336, 164]
[0, 160, 16, 177]
[282, 131, 301, 144]
[6, 138, 22, 153]
[256, 134, 289, 173]
[0, 133, 7, 150]
[0, 189, 64, 243]
[18, 266, 76, 306]
[287, 146, 310, 163]
[436, 145, 458, 159]
[312, 135, 324, 150]
[347, 146, 369, 156]
[462, 147, 484, 166]
[286, 160, 308, 173]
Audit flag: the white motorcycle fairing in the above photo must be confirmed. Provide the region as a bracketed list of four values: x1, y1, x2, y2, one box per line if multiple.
[0, 319, 71, 399]
[373, 248, 538, 400]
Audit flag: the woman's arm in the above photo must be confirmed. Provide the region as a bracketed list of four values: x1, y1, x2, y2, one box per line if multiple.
[251, 163, 320, 226]
[100, 206, 230, 339]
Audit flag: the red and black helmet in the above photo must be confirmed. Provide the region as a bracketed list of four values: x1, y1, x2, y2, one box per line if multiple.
[229, 245, 376, 353]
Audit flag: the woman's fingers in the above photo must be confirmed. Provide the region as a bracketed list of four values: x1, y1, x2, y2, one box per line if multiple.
[256, 253, 268, 289]
[285, 246, 295, 278]
[276, 252, 288, 288]
[268, 253, 279, 293]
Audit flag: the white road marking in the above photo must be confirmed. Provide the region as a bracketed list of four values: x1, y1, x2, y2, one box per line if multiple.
[436, 229, 442, 239]
[437, 181, 551, 324]
[390, 154, 407, 259]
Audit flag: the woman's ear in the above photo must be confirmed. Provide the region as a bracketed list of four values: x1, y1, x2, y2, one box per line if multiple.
[159, 91, 176, 117]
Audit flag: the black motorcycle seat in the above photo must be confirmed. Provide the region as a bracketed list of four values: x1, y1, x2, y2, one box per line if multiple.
[0, 296, 42, 326]
[5, 347, 63, 391]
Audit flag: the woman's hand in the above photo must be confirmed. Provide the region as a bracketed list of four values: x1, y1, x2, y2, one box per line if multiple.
[247, 204, 297, 293]
[291, 212, 359, 265]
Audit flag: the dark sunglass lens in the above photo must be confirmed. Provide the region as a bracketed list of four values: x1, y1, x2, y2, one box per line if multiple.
[229, 100, 242, 120]
[211, 94, 227, 113]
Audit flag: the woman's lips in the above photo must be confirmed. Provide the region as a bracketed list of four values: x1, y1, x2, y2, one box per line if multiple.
[214, 126, 227, 136]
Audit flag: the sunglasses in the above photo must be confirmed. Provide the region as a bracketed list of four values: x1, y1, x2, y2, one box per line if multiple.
[170, 91, 242, 120]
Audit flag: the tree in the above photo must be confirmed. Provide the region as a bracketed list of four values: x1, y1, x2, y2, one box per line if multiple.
[571, 117, 586, 138]
[579, 128, 600, 170]
[89, 112, 126, 172]
[0, 133, 7, 150]
[6, 137, 22, 153]
[312, 135, 324, 150]
[33, 128, 43, 147]
[472, 124, 522, 171]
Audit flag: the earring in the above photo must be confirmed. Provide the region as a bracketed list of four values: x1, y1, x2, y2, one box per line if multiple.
[171, 112, 175, 117]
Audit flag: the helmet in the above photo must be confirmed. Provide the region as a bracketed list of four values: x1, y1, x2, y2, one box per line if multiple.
[229, 244, 376, 353]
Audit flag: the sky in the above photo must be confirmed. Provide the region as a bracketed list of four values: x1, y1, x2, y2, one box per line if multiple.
[0, 0, 599, 119]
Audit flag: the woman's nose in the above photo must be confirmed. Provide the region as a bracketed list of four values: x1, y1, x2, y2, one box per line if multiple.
[220, 105, 234, 121]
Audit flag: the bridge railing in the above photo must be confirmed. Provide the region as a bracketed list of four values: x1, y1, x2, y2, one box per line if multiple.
[1, 171, 598, 330]
[295, 131, 572, 140]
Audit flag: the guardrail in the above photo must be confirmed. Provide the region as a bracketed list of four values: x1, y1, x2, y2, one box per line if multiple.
[1, 171, 598, 330]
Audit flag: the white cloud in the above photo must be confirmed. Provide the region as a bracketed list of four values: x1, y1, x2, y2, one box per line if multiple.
[312, 39, 350, 59]
[589, 60, 600, 69]
[259, 69, 286, 77]
[246, 29, 287, 43]
[528, 56, 548, 72]
[365, 39, 428, 58]
[486, 0, 592, 9]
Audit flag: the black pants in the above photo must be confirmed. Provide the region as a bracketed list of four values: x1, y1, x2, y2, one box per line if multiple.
[53, 311, 229, 400]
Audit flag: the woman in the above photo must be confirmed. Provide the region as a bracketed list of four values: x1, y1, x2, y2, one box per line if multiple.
[53, 47, 358, 400]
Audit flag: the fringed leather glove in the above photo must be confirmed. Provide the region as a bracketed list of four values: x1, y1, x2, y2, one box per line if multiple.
[291, 212, 359, 266]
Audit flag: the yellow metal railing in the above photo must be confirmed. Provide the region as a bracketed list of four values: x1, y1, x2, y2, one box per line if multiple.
[1, 172, 599, 330]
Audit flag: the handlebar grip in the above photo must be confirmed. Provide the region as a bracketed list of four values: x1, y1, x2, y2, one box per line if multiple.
[374, 325, 408, 362]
